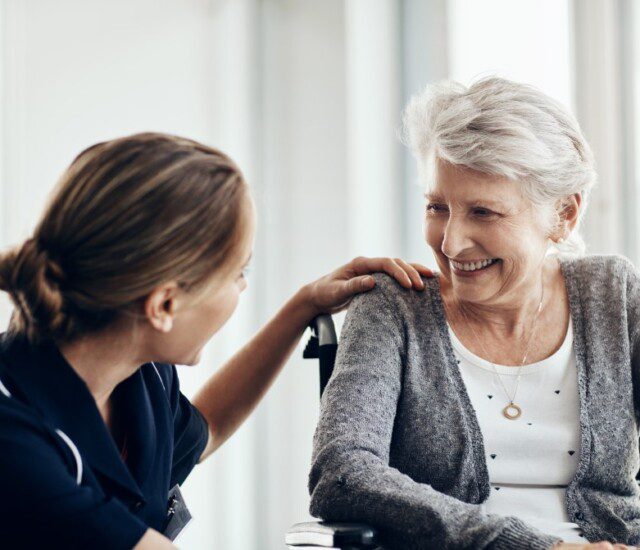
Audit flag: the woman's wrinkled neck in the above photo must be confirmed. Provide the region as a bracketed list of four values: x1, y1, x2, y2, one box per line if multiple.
[440, 257, 559, 336]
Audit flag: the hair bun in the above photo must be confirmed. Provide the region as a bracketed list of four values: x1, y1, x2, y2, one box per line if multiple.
[0, 238, 69, 341]
[2, 132, 247, 343]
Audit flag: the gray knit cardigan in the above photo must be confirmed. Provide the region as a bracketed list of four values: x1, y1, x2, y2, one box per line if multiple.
[308, 254, 640, 549]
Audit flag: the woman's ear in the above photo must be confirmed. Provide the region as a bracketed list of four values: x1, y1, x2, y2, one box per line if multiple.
[144, 282, 180, 333]
[554, 193, 582, 240]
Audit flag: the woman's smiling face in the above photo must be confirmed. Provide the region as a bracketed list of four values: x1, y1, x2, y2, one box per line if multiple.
[424, 160, 552, 306]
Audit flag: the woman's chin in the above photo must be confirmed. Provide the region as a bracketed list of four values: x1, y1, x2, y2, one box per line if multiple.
[450, 276, 497, 303]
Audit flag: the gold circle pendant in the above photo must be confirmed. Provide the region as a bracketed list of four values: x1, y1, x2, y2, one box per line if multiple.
[503, 403, 522, 420]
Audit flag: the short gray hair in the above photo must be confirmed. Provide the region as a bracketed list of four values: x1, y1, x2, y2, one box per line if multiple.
[402, 76, 596, 254]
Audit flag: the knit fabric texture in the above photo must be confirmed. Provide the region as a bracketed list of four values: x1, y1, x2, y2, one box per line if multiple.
[309, 254, 640, 549]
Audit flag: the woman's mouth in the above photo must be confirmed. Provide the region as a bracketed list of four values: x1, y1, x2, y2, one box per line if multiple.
[450, 258, 500, 275]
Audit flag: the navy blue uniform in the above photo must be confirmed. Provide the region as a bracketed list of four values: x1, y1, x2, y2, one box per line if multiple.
[0, 333, 209, 549]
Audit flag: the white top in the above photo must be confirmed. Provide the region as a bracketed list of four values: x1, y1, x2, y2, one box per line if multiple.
[447, 319, 588, 543]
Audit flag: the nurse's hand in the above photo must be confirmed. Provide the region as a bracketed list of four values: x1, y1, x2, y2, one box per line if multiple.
[193, 256, 434, 460]
[303, 256, 434, 316]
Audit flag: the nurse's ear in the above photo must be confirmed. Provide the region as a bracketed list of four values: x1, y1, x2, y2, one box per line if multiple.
[144, 282, 180, 333]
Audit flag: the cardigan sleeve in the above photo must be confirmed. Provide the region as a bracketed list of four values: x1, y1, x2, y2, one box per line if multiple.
[623, 257, 640, 435]
[308, 274, 560, 550]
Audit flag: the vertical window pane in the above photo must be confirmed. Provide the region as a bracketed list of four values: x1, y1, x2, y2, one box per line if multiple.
[447, 0, 573, 109]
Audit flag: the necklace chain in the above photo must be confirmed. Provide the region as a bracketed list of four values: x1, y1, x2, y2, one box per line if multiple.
[447, 282, 545, 420]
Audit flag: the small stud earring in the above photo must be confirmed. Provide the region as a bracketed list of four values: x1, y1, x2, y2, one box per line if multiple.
[557, 237, 565, 244]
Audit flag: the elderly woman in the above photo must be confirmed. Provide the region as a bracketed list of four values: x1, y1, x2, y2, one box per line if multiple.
[309, 77, 640, 550]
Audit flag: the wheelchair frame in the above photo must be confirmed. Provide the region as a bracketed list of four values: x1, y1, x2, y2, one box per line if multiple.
[285, 315, 380, 549]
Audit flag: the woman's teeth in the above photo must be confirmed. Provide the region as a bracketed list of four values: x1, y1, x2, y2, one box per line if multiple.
[451, 258, 498, 272]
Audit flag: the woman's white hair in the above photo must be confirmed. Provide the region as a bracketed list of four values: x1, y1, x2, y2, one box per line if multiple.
[402, 76, 597, 254]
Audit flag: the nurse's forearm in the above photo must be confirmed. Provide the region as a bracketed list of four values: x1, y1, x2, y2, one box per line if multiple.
[133, 529, 177, 549]
[193, 285, 316, 459]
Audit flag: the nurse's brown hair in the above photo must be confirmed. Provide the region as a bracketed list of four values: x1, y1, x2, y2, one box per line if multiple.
[0, 132, 248, 343]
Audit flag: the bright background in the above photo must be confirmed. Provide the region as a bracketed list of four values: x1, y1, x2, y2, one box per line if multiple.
[0, 1, 638, 548]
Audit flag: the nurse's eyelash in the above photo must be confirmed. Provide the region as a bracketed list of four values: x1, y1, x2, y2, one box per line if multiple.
[426, 203, 448, 214]
[240, 265, 251, 279]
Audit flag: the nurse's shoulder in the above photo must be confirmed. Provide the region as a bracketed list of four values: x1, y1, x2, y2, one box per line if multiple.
[0, 340, 151, 549]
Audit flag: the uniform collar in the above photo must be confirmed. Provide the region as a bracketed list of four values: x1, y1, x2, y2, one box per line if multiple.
[0, 333, 152, 501]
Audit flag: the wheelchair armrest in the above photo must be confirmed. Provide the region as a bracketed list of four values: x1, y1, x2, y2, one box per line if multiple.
[285, 521, 378, 548]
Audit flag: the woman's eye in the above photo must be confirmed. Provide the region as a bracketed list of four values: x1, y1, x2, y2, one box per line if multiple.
[472, 208, 494, 217]
[239, 266, 251, 280]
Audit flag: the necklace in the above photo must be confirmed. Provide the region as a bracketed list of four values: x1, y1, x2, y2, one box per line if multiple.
[448, 284, 545, 420]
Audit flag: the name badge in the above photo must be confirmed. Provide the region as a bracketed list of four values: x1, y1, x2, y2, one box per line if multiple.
[163, 484, 193, 542]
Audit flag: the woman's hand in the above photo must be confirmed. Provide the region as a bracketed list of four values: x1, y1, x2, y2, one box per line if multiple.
[302, 256, 434, 316]
[552, 542, 637, 549]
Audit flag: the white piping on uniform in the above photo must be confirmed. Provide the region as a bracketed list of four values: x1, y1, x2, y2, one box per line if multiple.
[0, 375, 11, 397]
[151, 362, 167, 392]
[0, 373, 82, 485]
[55, 429, 83, 485]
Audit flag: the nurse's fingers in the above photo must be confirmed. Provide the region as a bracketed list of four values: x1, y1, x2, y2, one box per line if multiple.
[346, 275, 376, 293]
[349, 256, 431, 289]
[316, 275, 375, 314]
[394, 258, 425, 290]
[409, 262, 435, 277]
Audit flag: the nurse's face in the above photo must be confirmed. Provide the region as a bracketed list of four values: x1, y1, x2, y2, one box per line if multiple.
[149, 195, 256, 366]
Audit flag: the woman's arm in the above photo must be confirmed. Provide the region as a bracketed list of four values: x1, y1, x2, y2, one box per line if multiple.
[627, 258, 640, 417]
[192, 257, 430, 461]
[308, 274, 561, 550]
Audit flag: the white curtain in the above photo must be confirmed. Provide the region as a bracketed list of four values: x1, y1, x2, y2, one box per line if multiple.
[573, 0, 640, 259]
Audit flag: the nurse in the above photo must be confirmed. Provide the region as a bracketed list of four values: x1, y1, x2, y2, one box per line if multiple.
[0, 133, 429, 549]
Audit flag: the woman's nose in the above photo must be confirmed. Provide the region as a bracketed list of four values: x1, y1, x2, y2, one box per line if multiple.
[441, 217, 474, 259]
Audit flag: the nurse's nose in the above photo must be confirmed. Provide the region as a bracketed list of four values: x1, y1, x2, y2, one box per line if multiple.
[441, 215, 475, 260]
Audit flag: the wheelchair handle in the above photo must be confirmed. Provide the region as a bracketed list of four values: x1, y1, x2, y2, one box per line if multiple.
[305, 315, 338, 398]
[309, 314, 337, 346]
